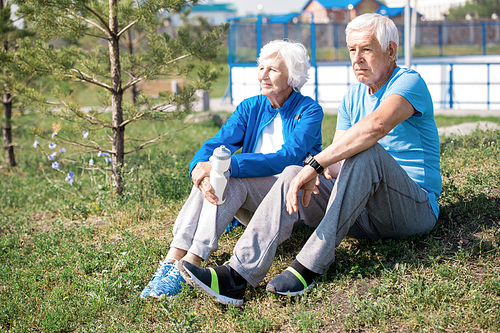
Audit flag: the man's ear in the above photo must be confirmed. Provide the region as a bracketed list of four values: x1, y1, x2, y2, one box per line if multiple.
[388, 41, 398, 61]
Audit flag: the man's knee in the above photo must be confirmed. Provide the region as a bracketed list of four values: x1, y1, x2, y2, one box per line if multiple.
[344, 143, 385, 168]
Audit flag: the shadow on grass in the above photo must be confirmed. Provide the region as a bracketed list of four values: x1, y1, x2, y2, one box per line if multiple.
[227, 189, 500, 291]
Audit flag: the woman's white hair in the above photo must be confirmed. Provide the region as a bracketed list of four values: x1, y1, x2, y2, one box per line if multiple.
[257, 40, 310, 90]
[345, 13, 399, 55]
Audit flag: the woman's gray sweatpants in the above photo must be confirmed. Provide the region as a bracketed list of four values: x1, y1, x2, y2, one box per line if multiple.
[229, 144, 438, 287]
[170, 175, 279, 261]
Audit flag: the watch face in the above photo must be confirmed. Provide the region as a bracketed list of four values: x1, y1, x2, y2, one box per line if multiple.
[303, 155, 313, 166]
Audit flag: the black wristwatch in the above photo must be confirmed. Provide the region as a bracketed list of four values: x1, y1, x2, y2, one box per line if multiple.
[303, 154, 324, 174]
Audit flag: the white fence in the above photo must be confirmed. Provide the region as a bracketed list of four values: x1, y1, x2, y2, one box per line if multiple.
[229, 55, 500, 111]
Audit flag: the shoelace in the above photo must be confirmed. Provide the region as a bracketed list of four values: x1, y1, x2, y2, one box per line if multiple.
[154, 261, 174, 278]
[154, 269, 185, 295]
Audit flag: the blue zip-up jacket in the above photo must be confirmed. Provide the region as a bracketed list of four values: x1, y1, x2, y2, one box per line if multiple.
[189, 90, 323, 178]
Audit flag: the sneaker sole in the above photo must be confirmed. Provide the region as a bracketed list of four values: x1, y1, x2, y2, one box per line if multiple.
[266, 281, 314, 297]
[178, 263, 244, 307]
[148, 292, 176, 301]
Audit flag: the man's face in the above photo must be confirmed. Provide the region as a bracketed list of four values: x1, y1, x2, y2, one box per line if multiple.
[347, 30, 396, 94]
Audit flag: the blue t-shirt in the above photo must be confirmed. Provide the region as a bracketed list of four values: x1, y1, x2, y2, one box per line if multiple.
[337, 67, 441, 218]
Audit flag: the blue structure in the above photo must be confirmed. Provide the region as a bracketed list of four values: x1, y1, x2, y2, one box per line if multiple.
[226, 15, 500, 110]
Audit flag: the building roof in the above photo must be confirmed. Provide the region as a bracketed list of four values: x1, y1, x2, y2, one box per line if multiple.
[190, 3, 237, 13]
[302, 0, 363, 10]
[377, 5, 422, 17]
[227, 13, 300, 23]
[268, 12, 301, 23]
[377, 5, 404, 17]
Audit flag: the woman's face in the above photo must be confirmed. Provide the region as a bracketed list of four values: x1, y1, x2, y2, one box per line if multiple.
[258, 53, 293, 106]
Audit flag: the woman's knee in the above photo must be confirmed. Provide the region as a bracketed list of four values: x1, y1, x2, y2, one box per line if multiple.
[281, 165, 303, 181]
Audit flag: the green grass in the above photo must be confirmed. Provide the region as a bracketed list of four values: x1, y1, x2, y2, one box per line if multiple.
[1, 112, 500, 332]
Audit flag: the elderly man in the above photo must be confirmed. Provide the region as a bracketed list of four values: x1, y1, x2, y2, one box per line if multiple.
[179, 13, 441, 307]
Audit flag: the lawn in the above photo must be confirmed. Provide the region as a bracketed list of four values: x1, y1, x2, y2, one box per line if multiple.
[0, 112, 499, 332]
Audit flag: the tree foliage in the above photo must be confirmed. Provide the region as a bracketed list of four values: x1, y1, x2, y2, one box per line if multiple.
[13, 0, 229, 194]
[447, 0, 500, 19]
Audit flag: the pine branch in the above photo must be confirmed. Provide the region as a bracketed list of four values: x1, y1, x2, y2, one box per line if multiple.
[117, 20, 138, 38]
[122, 77, 143, 92]
[58, 99, 111, 128]
[119, 111, 146, 127]
[67, 69, 113, 91]
[6, 94, 16, 103]
[124, 125, 189, 155]
[84, 5, 111, 36]
[73, 13, 110, 37]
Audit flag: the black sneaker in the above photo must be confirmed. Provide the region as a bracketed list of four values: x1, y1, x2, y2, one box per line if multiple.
[266, 267, 315, 296]
[178, 260, 246, 307]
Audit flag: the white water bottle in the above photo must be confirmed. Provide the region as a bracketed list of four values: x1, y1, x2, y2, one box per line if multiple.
[210, 145, 231, 205]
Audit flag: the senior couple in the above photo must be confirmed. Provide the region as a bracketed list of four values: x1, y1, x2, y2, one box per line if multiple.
[141, 13, 441, 307]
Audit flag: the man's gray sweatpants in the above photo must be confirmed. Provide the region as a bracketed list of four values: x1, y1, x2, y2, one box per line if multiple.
[230, 144, 438, 287]
[170, 175, 278, 261]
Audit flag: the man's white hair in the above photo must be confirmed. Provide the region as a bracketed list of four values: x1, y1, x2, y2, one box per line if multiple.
[257, 40, 310, 90]
[345, 13, 399, 55]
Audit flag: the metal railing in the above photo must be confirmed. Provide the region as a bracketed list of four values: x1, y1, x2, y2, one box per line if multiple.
[227, 15, 500, 110]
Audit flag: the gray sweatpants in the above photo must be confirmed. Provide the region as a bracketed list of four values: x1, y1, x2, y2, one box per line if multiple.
[230, 144, 438, 287]
[170, 175, 278, 261]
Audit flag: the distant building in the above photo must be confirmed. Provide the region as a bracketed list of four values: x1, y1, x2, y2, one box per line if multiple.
[302, 0, 384, 23]
[301, 0, 422, 23]
[385, 0, 467, 21]
[376, 4, 422, 24]
[168, 1, 237, 26]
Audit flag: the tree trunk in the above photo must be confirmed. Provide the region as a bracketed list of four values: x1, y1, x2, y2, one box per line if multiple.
[1, 0, 16, 168]
[127, 29, 138, 105]
[109, 0, 124, 195]
[2, 82, 16, 168]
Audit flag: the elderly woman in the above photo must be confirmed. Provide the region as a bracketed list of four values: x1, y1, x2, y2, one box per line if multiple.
[140, 40, 324, 299]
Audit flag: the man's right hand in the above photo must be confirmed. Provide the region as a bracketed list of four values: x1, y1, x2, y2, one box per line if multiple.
[286, 165, 320, 214]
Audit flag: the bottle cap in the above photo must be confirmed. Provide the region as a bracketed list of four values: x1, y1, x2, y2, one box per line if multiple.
[213, 145, 231, 160]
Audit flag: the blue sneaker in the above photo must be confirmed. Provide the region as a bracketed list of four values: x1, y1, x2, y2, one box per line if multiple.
[140, 260, 176, 299]
[149, 261, 186, 299]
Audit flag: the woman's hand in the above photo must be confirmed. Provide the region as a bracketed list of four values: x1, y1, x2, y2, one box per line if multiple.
[286, 166, 320, 214]
[192, 162, 218, 204]
[198, 176, 218, 205]
[192, 161, 212, 188]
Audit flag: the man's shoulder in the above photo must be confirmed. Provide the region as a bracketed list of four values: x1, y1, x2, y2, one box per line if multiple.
[389, 67, 425, 87]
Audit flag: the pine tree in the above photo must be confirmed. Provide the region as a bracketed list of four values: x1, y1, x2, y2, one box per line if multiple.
[0, 0, 34, 168]
[14, 0, 228, 194]
[0, 0, 18, 167]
